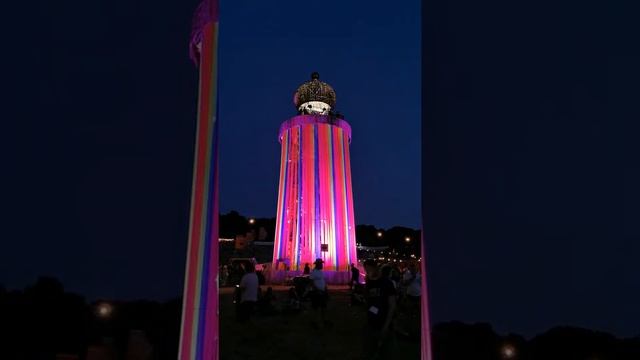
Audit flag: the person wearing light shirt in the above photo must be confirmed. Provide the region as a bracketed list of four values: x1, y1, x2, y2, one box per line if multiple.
[309, 258, 328, 329]
[238, 262, 259, 322]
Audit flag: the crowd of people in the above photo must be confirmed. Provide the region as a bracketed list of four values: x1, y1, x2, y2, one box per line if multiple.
[220, 261, 264, 288]
[228, 258, 422, 359]
[360, 259, 422, 359]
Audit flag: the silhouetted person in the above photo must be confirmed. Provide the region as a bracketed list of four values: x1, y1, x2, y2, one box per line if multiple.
[303, 263, 311, 275]
[220, 265, 230, 286]
[380, 264, 396, 289]
[256, 270, 266, 285]
[351, 282, 366, 306]
[391, 265, 402, 289]
[287, 286, 301, 312]
[258, 287, 275, 315]
[401, 261, 421, 339]
[350, 263, 360, 290]
[263, 287, 274, 303]
[363, 259, 397, 359]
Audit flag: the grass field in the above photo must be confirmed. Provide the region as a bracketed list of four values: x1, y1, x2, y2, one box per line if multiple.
[219, 286, 421, 360]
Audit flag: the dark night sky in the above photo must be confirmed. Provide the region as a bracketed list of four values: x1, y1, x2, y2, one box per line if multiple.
[3, 0, 640, 339]
[423, 0, 640, 337]
[2, 0, 419, 300]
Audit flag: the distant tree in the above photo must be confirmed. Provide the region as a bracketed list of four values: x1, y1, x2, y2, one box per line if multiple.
[356, 224, 380, 246]
[2, 277, 90, 358]
[381, 227, 420, 256]
[530, 327, 620, 360]
[432, 322, 501, 360]
[219, 211, 248, 238]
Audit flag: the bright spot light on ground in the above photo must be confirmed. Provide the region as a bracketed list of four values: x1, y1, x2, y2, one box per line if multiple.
[249, 218, 255, 224]
[377, 232, 383, 237]
[405, 237, 411, 242]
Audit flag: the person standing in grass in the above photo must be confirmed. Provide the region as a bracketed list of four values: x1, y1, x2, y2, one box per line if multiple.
[309, 258, 329, 329]
[350, 263, 360, 290]
[362, 259, 397, 359]
[238, 262, 259, 322]
[402, 261, 421, 339]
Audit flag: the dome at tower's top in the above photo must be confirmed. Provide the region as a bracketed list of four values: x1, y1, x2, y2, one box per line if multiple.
[293, 72, 336, 115]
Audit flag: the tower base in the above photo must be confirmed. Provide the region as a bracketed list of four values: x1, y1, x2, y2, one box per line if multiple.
[266, 270, 351, 285]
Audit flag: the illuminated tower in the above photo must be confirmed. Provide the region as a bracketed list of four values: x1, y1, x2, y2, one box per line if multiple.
[272, 72, 358, 283]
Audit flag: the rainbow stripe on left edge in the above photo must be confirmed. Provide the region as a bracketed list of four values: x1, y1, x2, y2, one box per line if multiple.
[179, 0, 219, 359]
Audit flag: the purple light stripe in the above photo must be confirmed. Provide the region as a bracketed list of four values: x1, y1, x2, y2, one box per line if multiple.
[296, 127, 303, 268]
[314, 126, 320, 260]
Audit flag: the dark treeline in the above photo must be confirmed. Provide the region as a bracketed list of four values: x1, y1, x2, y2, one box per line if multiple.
[221, 210, 421, 251]
[0, 277, 181, 360]
[2, 277, 639, 359]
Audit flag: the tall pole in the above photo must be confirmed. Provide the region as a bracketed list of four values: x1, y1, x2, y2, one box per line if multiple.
[420, 229, 433, 360]
[420, 0, 434, 354]
[179, 0, 220, 359]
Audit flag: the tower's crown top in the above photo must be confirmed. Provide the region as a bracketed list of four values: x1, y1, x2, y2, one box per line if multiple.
[293, 72, 336, 113]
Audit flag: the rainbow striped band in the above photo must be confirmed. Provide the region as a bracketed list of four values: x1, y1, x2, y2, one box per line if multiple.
[179, 0, 219, 359]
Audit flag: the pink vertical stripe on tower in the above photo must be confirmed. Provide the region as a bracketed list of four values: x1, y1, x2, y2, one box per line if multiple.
[343, 130, 358, 264]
